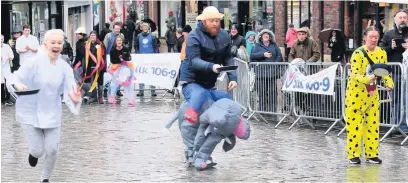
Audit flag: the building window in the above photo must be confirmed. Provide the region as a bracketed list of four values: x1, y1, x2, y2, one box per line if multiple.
[32, 2, 49, 44]
[12, 3, 30, 32]
[288, 1, 300, 28]
[252, 1, 274, 32]
[300, 1, 311, 28]
[287, 1, 311, 29]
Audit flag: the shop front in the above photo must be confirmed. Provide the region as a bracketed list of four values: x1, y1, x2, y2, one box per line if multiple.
[197, 0, 250, 35]
[251, 1, 276, 33]
[10, 1, 62, 44]
[64, 0, 93, 52]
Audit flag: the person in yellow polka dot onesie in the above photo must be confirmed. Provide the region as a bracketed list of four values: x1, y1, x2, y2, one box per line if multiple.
[345, 27, 394, 164]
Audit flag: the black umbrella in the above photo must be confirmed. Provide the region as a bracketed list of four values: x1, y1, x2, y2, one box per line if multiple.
[319, 28, 345, 42]
[142, 18, 157, 32]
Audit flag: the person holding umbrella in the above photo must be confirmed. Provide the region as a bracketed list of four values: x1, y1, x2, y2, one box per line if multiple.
[328, 30, 345, 63]
[319, 28, 346, 63]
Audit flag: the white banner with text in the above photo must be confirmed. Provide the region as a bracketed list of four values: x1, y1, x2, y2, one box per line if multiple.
[282, 63, 339, 95]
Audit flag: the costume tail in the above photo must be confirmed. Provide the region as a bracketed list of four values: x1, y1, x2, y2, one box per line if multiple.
[165, 110, 179, 129]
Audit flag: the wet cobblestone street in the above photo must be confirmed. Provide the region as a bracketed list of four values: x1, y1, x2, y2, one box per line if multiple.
[2, 98, 408, 182]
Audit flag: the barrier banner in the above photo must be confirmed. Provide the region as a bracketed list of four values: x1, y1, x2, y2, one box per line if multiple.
[282, 63, 339, 95]
[132, 53, 181, 89]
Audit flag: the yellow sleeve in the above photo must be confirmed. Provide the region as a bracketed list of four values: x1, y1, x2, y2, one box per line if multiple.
[350, 50, 371, 85]
[379, 50, 394, 88]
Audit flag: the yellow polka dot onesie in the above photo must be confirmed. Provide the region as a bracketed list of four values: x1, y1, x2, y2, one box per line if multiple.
[345, 46, 394, 160]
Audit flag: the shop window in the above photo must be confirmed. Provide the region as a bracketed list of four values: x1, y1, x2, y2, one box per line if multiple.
[68, 7, 83, 53]
[252, 1, 273, 32]
[186, 0, 198, 29]
[288, 1, 300, 29]
[300, 1, 311, 28]
[209, 0, 238, 30]
[343, 2, 354, 39]
[12, 4, 30, 32]
[32, 2, 49, 44]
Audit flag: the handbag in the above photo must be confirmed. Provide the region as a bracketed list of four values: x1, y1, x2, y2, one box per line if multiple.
[358, 48, 378, 95]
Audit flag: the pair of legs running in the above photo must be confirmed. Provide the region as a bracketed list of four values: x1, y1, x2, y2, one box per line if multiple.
[180, 82, 231, 167]
[22, 124, 60, 182]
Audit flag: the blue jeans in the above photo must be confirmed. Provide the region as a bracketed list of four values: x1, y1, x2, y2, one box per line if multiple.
[182, 83, 231, 112]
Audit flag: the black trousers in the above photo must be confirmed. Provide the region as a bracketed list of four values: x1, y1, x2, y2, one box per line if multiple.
[285, 47, 291, 62]
[1, 82, 10, 103]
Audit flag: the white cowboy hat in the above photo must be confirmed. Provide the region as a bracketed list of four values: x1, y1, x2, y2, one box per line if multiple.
[75, 27, 86, 34]
[196, 6, 224, 21]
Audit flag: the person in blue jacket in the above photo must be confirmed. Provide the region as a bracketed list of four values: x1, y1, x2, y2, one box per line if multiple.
[245, 31, 257, 56]
[250, 29, 282, 111]
[180, 6, 238, 124]
[178, 6, 238, 165]
[134, 22, 161, 97]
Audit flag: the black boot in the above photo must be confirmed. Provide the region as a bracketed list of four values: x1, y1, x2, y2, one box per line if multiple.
[117, 90, 123, 97]
[42, 179, 49, 182]
[28, 154, 38, 167]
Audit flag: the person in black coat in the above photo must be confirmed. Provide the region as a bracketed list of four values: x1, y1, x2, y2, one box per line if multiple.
[175, 28, 184, 53]
[230, 24, 246, 57]
[122, 16, 136, 51]
[328, 30, 345, 62]
[99, 23, 112, 44]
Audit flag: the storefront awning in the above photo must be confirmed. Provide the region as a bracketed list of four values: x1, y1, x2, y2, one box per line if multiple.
[370, 0, 408, 4]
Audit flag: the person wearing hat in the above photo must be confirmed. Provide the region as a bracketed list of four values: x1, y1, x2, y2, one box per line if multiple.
[179, 25, 192, 61]
[229, 24, 246, 57]
[179, 6, 237, 168]
[165, 23, 177, 52]
[73, 27, 88, 69]
[16, 25, 40, 66]
[9, 28, 22, 72]
[288, 27, 320, 62]
[165, 10, 176, 29]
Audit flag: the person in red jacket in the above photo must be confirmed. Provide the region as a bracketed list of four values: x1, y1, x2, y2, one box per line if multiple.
[285, 23, 297, 61]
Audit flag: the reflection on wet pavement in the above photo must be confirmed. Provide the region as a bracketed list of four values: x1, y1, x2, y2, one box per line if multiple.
[2, 100, 407, 182]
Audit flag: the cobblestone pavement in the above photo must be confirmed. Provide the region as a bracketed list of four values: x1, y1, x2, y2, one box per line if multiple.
[2, 97, 408, 182]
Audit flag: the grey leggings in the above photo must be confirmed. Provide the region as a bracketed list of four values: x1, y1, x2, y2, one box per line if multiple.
[22, 124, 61, 180]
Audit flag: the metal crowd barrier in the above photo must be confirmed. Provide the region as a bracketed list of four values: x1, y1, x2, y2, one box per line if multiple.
[290, 63, 345, 134]
[337, 63, 408, 144]
[402, 64, 408, 145]
[231, 58, 251, 115]
[247, 62, 292, 124]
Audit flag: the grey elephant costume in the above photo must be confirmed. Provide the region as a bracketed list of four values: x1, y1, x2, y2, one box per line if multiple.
[170, 100, 214, 164]
[166, 98, 250, 171]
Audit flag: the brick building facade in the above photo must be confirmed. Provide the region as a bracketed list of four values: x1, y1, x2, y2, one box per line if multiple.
[271, 1, 407, 62]
[273, 1, 342, 61]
